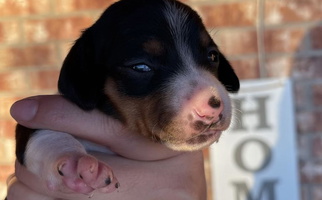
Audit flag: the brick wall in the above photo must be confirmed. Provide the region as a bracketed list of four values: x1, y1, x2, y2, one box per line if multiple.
[0, 0, 321, 199]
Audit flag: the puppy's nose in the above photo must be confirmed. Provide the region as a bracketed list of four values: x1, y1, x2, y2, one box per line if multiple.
[194, 96, 223, 123]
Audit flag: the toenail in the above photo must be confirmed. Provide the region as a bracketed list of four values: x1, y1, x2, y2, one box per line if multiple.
[58, 169, 64, 176]
[88, 192, 94, 198]
[57, 163, 65, 176]
[105, 177, 111, 185]
[115, 182, 120, 188]
[90, 166, 94, 173]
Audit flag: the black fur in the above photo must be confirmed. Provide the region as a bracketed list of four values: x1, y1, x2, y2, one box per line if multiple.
[15, 124, 36, 165]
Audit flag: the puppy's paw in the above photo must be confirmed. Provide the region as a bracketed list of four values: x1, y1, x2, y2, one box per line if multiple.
[47, 154, 119, 194]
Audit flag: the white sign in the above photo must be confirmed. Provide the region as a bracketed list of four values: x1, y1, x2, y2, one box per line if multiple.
[210, 79, 299, 200]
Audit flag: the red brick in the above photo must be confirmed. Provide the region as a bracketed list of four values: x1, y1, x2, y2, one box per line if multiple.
[29, 70, 60, 91]
[55, 0, 116, 13]
[301, 185, 310, 200]
[0, 165, 14, 199]
[312, 135, 322, 159]
[214, 29, 258, 56]
[0, 165, 14, 182]
[24, 16, 94, 43]
[313, 83, 322, 107]
[265, 56, 293, 77]
[0, 71, 30, 92]
[312, 185, 322, 200]
[0, 96, 21, 119]
[297, 111, 322, 133]
[264, 28, 306, 53]
[0, 20, 21, 44]
[203, 148, 212, 199]
[294, 82, 307, 110]
[265, 0, 322, 25]
[297, 111, 315, 134]
[314, 112, 322, 133]
[58, 41, 74, 61]
[300, 160, 322, 183]
[0, 136, 15, 164]
[310, 26, 322, 50]
[229, 58, 260, 80]
[0, 120, 16, 138]
[298, 135, 311, 159]
[292, 56, 322, 80]
[0, 0, 51, 17]
[0, 45, 57, 69]
[197, 2, 257, 27]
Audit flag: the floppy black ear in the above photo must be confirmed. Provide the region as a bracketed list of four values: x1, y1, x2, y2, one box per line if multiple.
[218, 52, 240, 93]
[58, 0, 135, 113]
[58, 29, 106, 110]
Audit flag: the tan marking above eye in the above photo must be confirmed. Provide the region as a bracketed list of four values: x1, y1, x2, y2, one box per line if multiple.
[143, 39, 164, 56]
[200, 30, 211, 47]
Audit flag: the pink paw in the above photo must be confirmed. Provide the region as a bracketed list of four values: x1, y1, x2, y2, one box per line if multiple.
[48, 154, 119, 194]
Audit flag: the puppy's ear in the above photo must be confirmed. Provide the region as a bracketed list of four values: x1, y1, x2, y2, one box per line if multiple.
[58, 29, 106, 110]
[218, 52, 240, 93]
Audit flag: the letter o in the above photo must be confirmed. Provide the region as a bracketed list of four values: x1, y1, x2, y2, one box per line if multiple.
[234, 138, 272, 172]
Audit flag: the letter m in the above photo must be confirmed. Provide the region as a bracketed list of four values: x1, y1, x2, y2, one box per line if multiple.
[232, 180, 278, 200]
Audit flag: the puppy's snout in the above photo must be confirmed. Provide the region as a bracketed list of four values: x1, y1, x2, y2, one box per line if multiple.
[194, 95, 223, 124]
[186, 85, 224, 125]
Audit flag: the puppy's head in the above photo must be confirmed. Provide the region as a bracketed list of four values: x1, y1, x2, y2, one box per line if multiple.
[58, 0, 239, 151]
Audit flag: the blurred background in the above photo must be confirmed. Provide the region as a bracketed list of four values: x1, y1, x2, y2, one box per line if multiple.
[0, 0, 321, 199]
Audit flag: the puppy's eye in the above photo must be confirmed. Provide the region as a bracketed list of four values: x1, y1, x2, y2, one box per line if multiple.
[208, 50, 219, 63]
[132, 64, 152, 72]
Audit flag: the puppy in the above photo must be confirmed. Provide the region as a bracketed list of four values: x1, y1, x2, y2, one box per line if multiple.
[15, 0, 239, 195]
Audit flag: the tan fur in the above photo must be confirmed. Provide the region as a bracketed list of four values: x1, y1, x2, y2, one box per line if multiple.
[143, 39, 164, 56]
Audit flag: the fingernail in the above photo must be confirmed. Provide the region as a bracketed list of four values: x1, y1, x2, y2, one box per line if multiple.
[115, 182, 120, 188]
[10, 99, 39, 122]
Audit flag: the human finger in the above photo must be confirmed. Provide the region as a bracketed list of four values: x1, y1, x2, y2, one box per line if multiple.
[10, 95, 117, 144]
[10, 95, 178, 160]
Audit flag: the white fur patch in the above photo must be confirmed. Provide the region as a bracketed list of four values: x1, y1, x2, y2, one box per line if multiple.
[25, 130, 86, 175]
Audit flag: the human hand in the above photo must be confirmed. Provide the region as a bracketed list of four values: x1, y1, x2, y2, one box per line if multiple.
[7, 95, 207, 200]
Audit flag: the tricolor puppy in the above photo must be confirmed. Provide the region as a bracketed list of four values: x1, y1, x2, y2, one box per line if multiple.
[15, 0, 239, 195]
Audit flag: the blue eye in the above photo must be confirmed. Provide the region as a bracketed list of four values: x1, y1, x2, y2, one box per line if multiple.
[132, 64, 152, 72]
